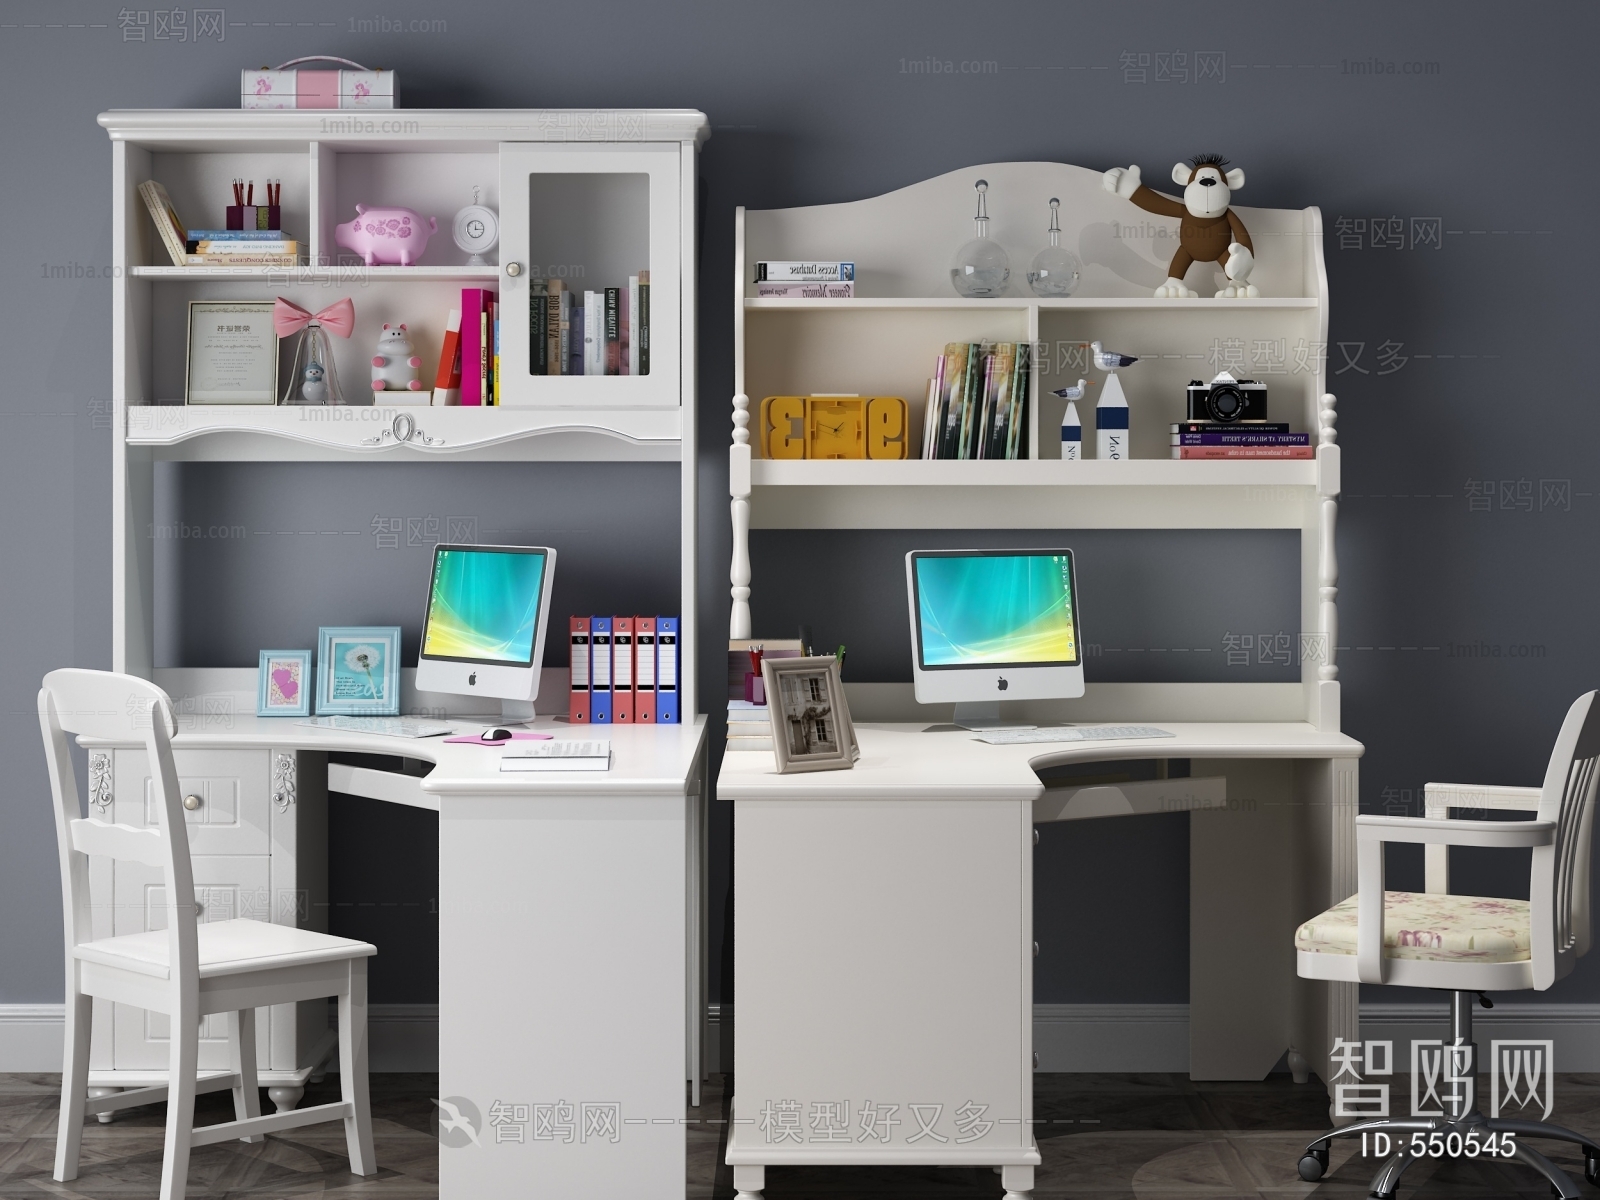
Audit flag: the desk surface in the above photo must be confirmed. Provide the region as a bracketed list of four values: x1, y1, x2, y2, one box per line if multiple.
[82, 713, 708, 796]
[717, 721, 1363, 801]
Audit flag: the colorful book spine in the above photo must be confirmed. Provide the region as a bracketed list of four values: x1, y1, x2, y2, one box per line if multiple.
[185, 229, 287, 241]
[568, 304, 584, 376]
[1174, 432, 1309, 445]
[635, 616, 657, 723]
[655, 617, 679, 724]
[568, 617, 591, 723]
[754, 281, 855, 298]
[584, 291, 602, 376]
[493, 313, 501, 405]
[1177, 445, 1314, 459]
[188, 239, 298, 254]
[590, 616, 613, 723]
[530, 283, 548, 376]
[612, 616, 635, 723]
[638, 271, 649, 376]
[558, 288, 572, 375]
[459, 288, 490, 406]
[546, 279, 563, 375]
[1171, 421, 1290, 434]
[182, 254, 297, 266]
[1009, 341, 1031, 460]
[754, 261, 855, 282]
[604, 287, 621, 375]
[432, 307, 462, 406]
[627, 275, 641, 376]
[619, 286, 630, 375]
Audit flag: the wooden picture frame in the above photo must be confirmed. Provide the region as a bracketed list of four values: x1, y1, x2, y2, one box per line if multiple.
[257, 649, 312, 717]
[185, 300, 279, 404]
[761, 654, 859, 774]
[316, 626, 401, 715]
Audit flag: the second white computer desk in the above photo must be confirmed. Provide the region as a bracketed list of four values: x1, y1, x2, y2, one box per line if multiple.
[81, 704, 708, 1200]
[717, 720, 1362, 1200]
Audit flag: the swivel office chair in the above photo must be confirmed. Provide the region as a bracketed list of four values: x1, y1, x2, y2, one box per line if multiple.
[1292, 691, 1600, 1199]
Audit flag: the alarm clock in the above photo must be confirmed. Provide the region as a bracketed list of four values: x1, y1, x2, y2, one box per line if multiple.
[451, 203, 499, 265]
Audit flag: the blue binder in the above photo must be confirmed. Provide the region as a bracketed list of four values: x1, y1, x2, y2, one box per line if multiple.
[655, 616, 679, 724]
[590, 616, 613, 723]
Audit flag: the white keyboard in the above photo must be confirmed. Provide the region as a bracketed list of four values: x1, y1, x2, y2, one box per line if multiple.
[295, 716, 454, 738]
[977, 725, 1175, 745]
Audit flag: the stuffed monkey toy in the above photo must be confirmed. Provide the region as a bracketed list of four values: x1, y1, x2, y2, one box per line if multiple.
[1103, 154, 1258, 298]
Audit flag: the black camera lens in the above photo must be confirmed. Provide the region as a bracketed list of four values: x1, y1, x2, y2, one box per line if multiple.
[1207, 382, 1244, 422]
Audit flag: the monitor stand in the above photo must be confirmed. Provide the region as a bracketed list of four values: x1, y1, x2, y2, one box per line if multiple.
[500, 698, 536, 725]
[951, 703, 1037, 732]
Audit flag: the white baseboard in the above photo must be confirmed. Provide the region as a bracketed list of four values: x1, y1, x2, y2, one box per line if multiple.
[7, 1001, 1600, 1076]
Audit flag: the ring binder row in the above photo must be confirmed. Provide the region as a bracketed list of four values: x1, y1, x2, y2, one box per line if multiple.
[569, 615, 680, 725]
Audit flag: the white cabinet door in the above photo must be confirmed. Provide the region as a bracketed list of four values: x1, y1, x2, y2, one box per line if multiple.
[113, 748, 271, 856]
[110, 855, 273, 1070]
[498, 142, 682, 407]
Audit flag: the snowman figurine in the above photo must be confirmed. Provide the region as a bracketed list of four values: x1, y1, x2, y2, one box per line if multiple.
[371, 324, 424, 394]
[300, 360, 328, 404]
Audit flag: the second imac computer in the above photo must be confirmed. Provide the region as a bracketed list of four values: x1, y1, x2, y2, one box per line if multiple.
[416, 544, 557, 721]
[906, 548, 1083, 730]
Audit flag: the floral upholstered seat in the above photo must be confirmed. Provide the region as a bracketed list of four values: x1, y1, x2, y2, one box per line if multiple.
[1294, 891, 1530, 963]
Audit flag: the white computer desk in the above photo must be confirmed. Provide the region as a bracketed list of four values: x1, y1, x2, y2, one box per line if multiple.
[82, 710, 708, 1200]
[716, 720, 1362, 1200]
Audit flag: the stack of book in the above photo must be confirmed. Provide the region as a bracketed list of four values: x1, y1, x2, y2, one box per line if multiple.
[1170, 422, 1312, 459]
[138, 180, 298, 267]
[727, 700, 773, 752]
[530, 276, 650, 377]
[922, 341, 1031, 460]
[754, 261, 854, 298]
[726, 638, 803, 752]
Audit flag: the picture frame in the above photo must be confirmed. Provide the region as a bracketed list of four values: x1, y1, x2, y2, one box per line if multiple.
[316, 626, 401, 715]
[185, 300, 279, 404]
[257, 649, 313, 717]
[762, 654, 859, 774]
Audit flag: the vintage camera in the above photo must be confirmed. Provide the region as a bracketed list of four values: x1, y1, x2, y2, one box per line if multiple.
[1186, 372, 1268, 424]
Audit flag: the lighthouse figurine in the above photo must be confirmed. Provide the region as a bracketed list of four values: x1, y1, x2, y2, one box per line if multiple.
[1061, 401, 1082, 460]
[1096, 373, 1129, 460]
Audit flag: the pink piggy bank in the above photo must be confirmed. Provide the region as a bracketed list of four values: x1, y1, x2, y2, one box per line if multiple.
[334, 205, 438, 266]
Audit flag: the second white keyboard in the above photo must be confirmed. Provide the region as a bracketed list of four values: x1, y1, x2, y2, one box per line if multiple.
[977, 725, 1175, 745]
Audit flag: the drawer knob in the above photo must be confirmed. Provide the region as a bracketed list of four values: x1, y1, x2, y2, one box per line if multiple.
[183, 794, 203, 811]
[1034, 941, 1040, 958]
[505, 261, 523, 277]
[193, 900, 204, 916]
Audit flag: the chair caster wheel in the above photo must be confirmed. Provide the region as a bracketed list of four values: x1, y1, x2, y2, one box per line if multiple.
[1298, 1148, 1328, 1182]
[1586, 1151, 1599, 1186]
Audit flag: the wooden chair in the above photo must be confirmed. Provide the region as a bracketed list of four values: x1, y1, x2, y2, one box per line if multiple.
[42, 668, 378, 1199]
[1292, 691, 1600, 1199]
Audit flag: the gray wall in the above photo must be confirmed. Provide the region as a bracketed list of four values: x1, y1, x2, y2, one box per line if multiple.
[4, 2, 1599, 1017]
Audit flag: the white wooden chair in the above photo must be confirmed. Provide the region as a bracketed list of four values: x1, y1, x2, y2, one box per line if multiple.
[41, 669, 378, 1199]
[1292, 690, 1600, 1199]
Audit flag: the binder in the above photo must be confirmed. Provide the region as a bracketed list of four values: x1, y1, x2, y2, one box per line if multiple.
[612, 616, 635, 724]
[568, 616, 590, 723]
[656, 616, 679, 724]
[590, 617, 613, 723]
[634, 616, 657, 723]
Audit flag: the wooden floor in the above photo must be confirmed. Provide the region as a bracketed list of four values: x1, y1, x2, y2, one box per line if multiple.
[4, 1071, 1600, 1197]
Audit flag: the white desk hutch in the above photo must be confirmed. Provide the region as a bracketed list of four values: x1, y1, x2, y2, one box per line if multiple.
[93, 108, 708, 1114]
[723, 163, 1358, 1198]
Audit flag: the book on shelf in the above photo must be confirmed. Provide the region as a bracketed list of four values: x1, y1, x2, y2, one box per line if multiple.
[639, 271, 650, 376]
[188, 239, 299, 255]
[755, 281, 855, 298]
[137, 180, 189, 266]
[628, 275, 641, 375]
[432, 307, 462, 406]
[1175, 445, 1315, 459]
[568, 303, 584, 376]
[604, 287, 621, 375]
[583, 291, 603, 375]
[183, 253, 297, 266]
[530, 281, 549, 376]
[547, 279, 563, 376]
[493, 310, 502, 405]
[1171, 421, 1291, 435]
[185, 228, 287, 241]
[754, 260, 855, 282]
[558, 287, 572, 375]
[1172, 431, 1310, 446]
[459, 287, 496, 406]
[923, 341, 1028, 460]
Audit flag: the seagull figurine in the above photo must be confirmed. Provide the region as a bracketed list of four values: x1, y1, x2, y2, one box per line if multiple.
[1090, 341, 1139, 371]
[1051, 378, 1094, 401]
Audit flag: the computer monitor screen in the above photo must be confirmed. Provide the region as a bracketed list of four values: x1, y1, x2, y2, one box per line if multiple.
[906, 548, 1084, 718]
[416, 544, 557, 709]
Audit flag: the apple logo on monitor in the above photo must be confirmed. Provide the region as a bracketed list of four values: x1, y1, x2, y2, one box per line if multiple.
[997, 676, 1008, 691]
[468, 672, 477, 685]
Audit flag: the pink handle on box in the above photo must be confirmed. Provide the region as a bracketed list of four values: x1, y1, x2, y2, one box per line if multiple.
[274, 55, 373, 71]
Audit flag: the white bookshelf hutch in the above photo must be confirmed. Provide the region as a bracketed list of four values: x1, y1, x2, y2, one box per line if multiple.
[723, 162, 1357, 1190]
[91, 108, 707, 1107]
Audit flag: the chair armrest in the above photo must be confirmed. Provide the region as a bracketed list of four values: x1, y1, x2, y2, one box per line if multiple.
[1357, 813, 1554, 848]
[1354, 814, 1555, 984]
[1424, 782, 1542, 815]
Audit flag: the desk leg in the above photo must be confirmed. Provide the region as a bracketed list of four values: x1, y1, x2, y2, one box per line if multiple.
[732, 1163, 763, 1199]
[1002, 1163, 1034, 1198]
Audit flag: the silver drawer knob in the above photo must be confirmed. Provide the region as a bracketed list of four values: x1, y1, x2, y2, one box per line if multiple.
[183, 794, 202, 811]
[193, 900, 204, 916]
[505, 261, 523, 277]
[1034, 941, 1039, 958]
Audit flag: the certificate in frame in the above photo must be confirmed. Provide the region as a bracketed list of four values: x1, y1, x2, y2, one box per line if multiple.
[185, 300, 279, 404]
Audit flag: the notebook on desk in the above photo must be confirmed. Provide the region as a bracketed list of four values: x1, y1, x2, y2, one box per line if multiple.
[500, 740, 612, 772]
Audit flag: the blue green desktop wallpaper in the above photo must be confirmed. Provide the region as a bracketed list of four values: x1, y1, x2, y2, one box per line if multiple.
[421, 548, 546, 664]
[915, 553, 1078, 668]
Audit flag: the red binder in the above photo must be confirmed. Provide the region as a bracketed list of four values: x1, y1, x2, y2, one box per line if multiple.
[634, 617, 656, 723]
[611, 616, 636, 723]
[568, 616, 590, 723]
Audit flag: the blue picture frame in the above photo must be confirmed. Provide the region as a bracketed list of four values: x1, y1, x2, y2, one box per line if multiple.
[316, 626, 401, 716]
[257, 649, 313, 717]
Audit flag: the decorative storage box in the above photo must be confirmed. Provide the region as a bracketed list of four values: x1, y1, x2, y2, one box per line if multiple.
[243, 57, 397, 109]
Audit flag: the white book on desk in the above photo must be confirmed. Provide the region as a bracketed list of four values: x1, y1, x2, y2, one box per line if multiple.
[500, 740, 612, 771]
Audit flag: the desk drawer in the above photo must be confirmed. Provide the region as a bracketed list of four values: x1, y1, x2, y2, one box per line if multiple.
[112, 748, 272, 856]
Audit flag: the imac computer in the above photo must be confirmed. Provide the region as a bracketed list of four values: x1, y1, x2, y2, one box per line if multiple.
[906, 548, 1083, 730]
[416, 543, 557, 722]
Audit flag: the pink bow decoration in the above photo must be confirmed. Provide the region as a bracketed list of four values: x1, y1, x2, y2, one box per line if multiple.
[273, 295, 355, 339]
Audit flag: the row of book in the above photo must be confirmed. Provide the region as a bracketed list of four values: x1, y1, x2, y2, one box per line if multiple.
[568, 616, 680, 724]
[1169, 422, 1312, 459]
[432, 288, 500, 405]
[530, 277, 650, 376]
[923, 341, 1031, 460]
[139, 180, 298, 266]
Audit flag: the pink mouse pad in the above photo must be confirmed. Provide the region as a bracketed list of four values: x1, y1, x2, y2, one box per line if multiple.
[444, 731, 555, 745]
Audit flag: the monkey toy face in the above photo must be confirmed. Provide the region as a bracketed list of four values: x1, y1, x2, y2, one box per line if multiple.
[1172, 158, 1246, 219]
